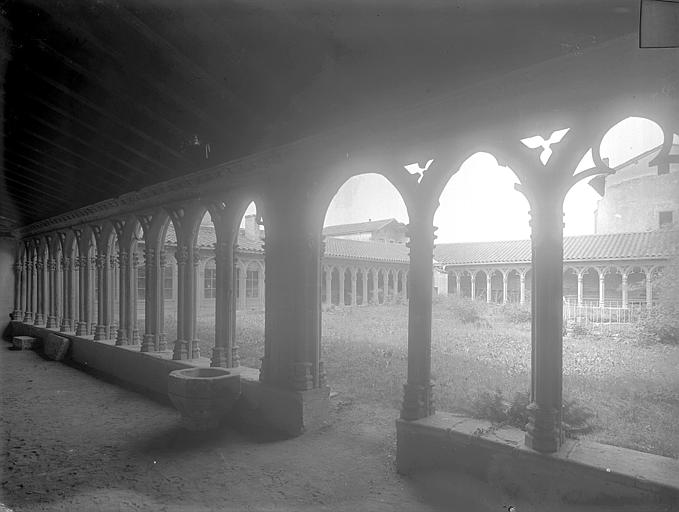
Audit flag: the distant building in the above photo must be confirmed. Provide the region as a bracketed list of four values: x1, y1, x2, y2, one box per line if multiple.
[592, 143, 679, 234]
[321, 218, 408, 244]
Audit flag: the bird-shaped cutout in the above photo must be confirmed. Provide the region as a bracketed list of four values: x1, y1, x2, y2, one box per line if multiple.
[405, 159, 434, 183]
[520, 128, 570, 165]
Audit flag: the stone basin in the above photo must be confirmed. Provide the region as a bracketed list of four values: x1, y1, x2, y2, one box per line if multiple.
[168, 367, 241, 431]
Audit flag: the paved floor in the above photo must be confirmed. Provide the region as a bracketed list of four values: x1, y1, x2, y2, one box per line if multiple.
[2, 343, 669, 512]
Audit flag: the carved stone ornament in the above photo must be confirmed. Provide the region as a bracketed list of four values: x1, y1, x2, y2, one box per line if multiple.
[118, 251, 129, 267]
[175, 245, 189, 265]
[145, 248, 156, 266]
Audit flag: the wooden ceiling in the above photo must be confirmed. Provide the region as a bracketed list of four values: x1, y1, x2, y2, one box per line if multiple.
[1, 1, 643, 229]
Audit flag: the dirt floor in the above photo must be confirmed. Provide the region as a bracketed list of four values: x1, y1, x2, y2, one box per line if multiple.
[0, 344, 669, 512]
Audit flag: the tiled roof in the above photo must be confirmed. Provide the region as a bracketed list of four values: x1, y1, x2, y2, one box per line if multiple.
[434, 230, 679, 266]
[322, 218, 401, 237]
[165, 224, 676, 266]
[164, 223, 264, 253]
[324, 237, 409, 264]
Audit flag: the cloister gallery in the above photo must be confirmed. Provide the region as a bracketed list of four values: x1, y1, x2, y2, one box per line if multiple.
[2, 1, 679, 507]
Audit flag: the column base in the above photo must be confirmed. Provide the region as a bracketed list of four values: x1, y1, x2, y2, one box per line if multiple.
[75, 321, 89, 336]
[94, 325, 108, 341]
[172, 339, 190, 360]
[232, 345, 240, 367]
[191, 339, 200, 359]
[292, 362, 314, 391]
[59, 319, 73, 333]
[46, 315, 58, 328]
[210, 346, 229, 368]
[22, 312, 33, 324]
[115, 329, 127, 346]
[524, 401, 563, 453]
[141, 334, 155, 352]
[34, 313, 45, 325]
[400, 382, 435, 421]
[11, 310, 23, 321]
[130, 328, 141, 345]
[157, 333, 167, 352]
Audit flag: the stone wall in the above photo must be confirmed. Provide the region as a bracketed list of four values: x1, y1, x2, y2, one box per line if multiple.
[0, 237, 16, 340]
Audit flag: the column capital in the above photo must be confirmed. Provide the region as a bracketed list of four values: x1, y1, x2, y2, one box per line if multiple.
[118, 251, 129, 267]
[192, 247, 201, 267]
[174, 245, 189, 265]
[144, 247, 157, 266]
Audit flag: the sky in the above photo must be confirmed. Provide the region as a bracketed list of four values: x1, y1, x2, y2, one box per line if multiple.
[322, 117, 665, 243]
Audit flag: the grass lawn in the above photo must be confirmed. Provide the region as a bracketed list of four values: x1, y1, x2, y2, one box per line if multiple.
[196, 299, 679, 459]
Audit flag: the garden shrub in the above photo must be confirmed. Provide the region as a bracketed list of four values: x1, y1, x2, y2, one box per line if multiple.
[443, 295, 488, 325]
[637, 255, 679, 345]
[469, 388, 594, 436]
[500, 302, 531, 324]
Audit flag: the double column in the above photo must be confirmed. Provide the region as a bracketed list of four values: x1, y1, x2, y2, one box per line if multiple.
[12, 261, 24, 320]
[59, 256, 75, 333]
[142, 246, 165, 352]
[172, 244, 199, 360]
[23, 255, 35, 323]
[46, 258, 60, 328]
[76, 254, 91, 336]
[401, 201, 436, 420]
[94, 251, 110, 340]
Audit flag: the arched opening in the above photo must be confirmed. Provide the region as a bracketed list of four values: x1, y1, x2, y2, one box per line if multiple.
[433, 151, 531, 422]
[321, 171, 410, 409]
[194, 209, 216, 357]
[234, 200, 266, 370]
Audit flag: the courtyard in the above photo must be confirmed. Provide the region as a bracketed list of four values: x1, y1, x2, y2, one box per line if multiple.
[208, 301, 679, 460]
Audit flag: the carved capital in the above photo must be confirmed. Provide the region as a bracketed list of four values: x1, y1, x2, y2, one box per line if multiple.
[174, 245, 189, 265]
[145, 247, 156, 267]
[118, 251, 129, 267]
[193, 247, 201, 267]
[61, 257, 71, 270]
[159, 250, 167, 267]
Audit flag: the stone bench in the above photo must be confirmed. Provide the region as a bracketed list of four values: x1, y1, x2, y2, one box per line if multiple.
[12, 336, 37, 350]
[43, 333, 70, 361]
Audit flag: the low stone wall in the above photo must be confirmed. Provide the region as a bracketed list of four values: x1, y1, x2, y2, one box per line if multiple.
[397, 413, 679, 508]
[9, 321, 330, 436]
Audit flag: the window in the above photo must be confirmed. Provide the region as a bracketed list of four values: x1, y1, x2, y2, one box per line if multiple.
[163, 265, 173, 299]
[137, 266, 145, 300]
[246, 269, 259, 298]
[204, 265, 216, 299]
[659, 210, 673, 228]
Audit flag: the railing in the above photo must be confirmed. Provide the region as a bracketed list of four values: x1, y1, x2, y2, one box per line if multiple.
[563, 300, 646, 326]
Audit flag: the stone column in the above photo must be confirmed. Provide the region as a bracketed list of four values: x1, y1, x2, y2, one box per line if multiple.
[142, 247, 158, 352]
[157, 251, 167, 351]
[362, 268, 369, 305]
[34, 258, 45, 325]
[129, 253, 140, 344]
[502, 271, 509, 304]
[116, 251, 129, 345]
[60, 257, 74, 333]
[188, 246, 200, 359]
[94, 252, 110, 340]
[260, 198, 324, 392]
[238, 262, 247, 310]
[12, 261, 24, 320]
[23, 258, 34, 323]
[171, 246, 189, 359]
[576, 271, 584, 306]
[350, 268, 357, 306]
[486, 272, 492, 303]
[76, 255, 91, 336]
[324, 266, 332, 306]
[401, 206, 435, 421]
[212, 240, 236, 367]
[338, 266, 345, 307]
[519, 271, 526, 305]
[402, 271, 408, 301]
[621, 272, 628, 309]
[258, 266, 266, 309]
[598, 271, 605, 308]
[456, 272, 461, 297]
[46, 259, 59, 328]
[371, 269, 379, 305]
[524, 199, 564, 454]
[470, 271, 476, 301]
[645, 270, 653, 308]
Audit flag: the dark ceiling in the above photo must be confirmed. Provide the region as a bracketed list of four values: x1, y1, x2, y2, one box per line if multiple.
[1, 0, 642, 229]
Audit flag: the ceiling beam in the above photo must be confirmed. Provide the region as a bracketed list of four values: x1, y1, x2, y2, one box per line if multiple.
[22, 92, 177, 173]
[19, 1, 223, 135]
[6, 56, 192, 163]
[34, 40, 195, 143]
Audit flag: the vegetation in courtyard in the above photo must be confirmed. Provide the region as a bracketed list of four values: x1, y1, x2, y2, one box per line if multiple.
[638, 255, 679, 345]
[194, 295, 679, 459]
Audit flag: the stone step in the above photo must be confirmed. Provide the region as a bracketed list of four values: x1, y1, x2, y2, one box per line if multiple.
[12, 336, 37, 350]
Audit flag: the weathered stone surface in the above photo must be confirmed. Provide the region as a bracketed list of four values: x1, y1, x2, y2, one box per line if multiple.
[168, 367, 241, 431]
[43, 333, 70, 361]
[12, 336, 36, 350]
